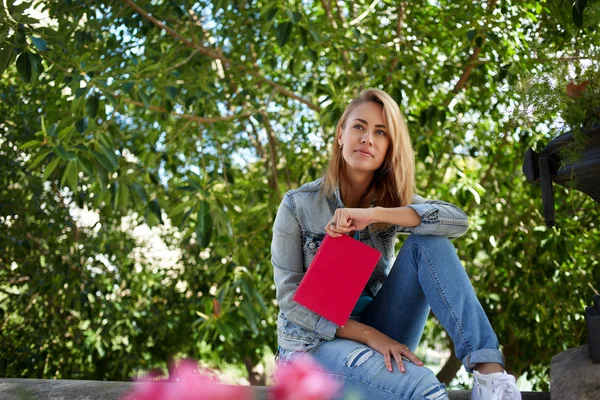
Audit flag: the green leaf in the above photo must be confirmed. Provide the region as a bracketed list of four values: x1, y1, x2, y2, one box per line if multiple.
[57, 126, 73, 141]
[75, 118, 88, 133]
[99, 143, 119, 171]
[131, 182, 148, 204]
[47, 123, 57, 137]
[475, 36, 484, 48]
[104, 92, 118, 107]
[19, 140, 42, 150]
[166, 86, 177, 100]
[122, 82, 134, 93]
[86, 95, 99, 119]
[52, 145, 77, 161]
[15, 16, 39, 24]
[43, 157, 60, 180]
[40, 115, 46, 135]
[466, 29, 477, 41]
[285, 10, 302, 24]
[0, 44, 15, 75]
[308, 28, 321, 43]
[61, 161, 78, 191]
[262, 5, 278, 21]
[240, 301, 258, 334]
[110, 181, 119, 210]
[118, 182, 130, 209]
[196, 200, 213, 249]
[0, 28, 9, 44]
[573, 0, 587, 28]
[30, 36, 47, 51]
[170, 201, 190, 216]
[138, 91, 150, 109]
[92, 150, 116, 172]
[10, 1, 33, 15]
[77, 156, 95, 176]
[30, 149, 52, 168]
[276, 22, 293, 48]
[53, 145, 77, 161]
[149, 199, 164, 224]
[16, 52, 32, 83]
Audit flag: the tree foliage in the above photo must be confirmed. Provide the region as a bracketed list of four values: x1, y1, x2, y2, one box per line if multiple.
[1, 0, 599, 389]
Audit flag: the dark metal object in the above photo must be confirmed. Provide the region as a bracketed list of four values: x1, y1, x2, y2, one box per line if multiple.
[522, 126, 600, 226]
[587, 295, 600, 362]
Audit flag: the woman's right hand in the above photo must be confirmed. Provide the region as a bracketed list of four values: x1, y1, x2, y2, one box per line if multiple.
[366, 330, 424, 373]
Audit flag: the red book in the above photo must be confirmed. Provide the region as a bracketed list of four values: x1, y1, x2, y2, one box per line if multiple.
[292, 233, 382, 326]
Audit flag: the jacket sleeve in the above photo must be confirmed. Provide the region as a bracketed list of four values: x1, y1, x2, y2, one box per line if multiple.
[271, 194, 340, 340]
[397, 194, 470, 239]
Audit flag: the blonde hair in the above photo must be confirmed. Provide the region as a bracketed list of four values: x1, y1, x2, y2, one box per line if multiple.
[320, 88, 415, 232]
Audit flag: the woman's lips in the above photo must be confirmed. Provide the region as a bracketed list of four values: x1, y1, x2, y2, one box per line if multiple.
[356, 150, 373, 157]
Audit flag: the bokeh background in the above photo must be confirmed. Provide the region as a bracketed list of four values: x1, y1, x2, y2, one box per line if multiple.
[1, 0, 599, 391]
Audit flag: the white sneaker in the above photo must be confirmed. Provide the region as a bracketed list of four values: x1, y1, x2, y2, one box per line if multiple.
[471, 370, 521, 400]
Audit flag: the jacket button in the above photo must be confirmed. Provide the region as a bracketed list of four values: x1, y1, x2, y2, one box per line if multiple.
[308, 242, 316, 249]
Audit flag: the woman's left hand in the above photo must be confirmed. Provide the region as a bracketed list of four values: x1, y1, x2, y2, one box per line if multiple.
[326, 208, 374, 237]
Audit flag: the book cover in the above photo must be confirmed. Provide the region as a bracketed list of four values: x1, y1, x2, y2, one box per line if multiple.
[292, 233, 382, 326]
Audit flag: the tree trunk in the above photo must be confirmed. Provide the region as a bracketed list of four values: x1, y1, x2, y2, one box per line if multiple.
[436, 344, 462, 385]
[243, 356, 267, 386]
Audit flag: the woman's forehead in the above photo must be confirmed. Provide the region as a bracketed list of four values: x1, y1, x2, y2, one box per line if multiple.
[348, 102, 385, 126]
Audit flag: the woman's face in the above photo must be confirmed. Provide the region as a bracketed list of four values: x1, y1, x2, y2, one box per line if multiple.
[338, 101, 390, 174]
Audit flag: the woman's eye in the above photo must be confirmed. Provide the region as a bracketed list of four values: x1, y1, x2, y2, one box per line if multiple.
[353, 124, 364, 130]
[376, 129, 386, 135]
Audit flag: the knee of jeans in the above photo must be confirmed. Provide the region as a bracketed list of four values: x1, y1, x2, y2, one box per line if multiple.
[343, 347, 375, 368]
[412, 368, 448, 400]
[405, 234, 452, 249]
[421, 382, 448, 400]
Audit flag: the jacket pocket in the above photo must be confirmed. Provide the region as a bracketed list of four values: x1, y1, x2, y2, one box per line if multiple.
[302, 232, 326, 271]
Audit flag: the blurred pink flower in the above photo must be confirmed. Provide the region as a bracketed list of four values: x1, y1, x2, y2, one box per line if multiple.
[271, 353, 342, 400]
[125, 358, 252, 400]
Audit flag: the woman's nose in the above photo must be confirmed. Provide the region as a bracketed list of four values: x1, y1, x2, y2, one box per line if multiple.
[360, 131, 374, 145]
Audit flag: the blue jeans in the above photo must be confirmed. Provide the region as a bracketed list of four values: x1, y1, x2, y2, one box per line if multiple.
[277, 235, 504, 400]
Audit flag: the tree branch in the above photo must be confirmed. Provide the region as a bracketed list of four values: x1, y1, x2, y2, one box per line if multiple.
[247, 118, 266, 160]
[259, 111, 280, 194]
[119, 95, 254, 124]
[349, 0, 380, 26]
[123, 0, 321, 112]
[334, 0, 348, 29]
[321, 0, 338, 29]
[164, 49, 201, 73]
[396, 2, 406, 42]
[443, 0, 499, 106]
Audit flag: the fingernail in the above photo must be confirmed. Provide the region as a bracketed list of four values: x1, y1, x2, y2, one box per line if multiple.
[418, 362, 424, 366]
[388, 367, 392, 372]
[401, 367, 405, 373]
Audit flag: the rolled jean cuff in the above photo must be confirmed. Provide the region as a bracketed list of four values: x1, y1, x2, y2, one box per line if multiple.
[462, 348, 505, 373]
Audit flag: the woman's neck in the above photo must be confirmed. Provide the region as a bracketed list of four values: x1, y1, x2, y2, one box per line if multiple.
[341, 172, 373, 208]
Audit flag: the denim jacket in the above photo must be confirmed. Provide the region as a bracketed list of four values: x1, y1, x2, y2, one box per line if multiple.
[271, 176, 469, 353]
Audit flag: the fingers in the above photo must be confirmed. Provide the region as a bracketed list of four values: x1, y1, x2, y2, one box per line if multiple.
[401, 348, 424, 367]
[392, 351, 405, 373]
[384, 352, 393, 373]
[383, 348, 423, 374]
[325, 221, 342, 237]
[326, 210, 355, 237]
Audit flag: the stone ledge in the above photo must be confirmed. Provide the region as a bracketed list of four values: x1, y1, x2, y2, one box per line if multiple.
[551, 344, 600, 400]
[0, 378, 550, 400]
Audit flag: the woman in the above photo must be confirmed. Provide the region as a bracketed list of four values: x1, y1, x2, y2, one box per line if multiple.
[271, 88, 520, 400]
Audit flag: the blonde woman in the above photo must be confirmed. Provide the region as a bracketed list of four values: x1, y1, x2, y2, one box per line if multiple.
[271, 89, 521, 400]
